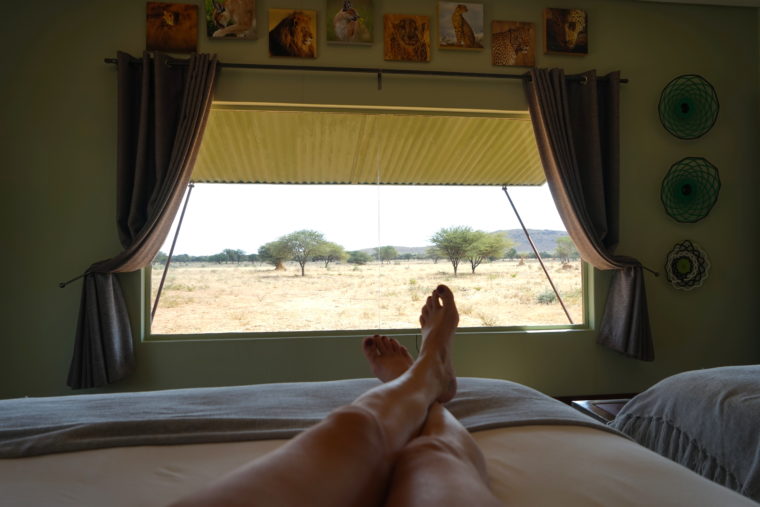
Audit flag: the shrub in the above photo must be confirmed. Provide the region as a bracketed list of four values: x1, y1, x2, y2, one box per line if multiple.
[477, 312, 497, 326]
[537, 290, 557, 305]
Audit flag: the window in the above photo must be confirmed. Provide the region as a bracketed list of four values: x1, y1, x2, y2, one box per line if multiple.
[148, 104, 585, 336]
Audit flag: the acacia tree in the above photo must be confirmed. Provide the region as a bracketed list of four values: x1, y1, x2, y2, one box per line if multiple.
[209, 253, 226, 264]
[555, 236, 580, 264]
[347, 250, 372, 265]
[375, 245, 398, 264]
[426, 246, 443, 263]
[282, 229, 326, 276]
[315, 241, 347, 268]
[431, 226, 478, 276]
[258, 240, 291, 270]
[153, 251, 169, 265]
[466, 232, 512, 274]
[222, 248, 246, 264]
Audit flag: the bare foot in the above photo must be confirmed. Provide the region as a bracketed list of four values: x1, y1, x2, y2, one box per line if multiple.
[418, 285, 459, 403]
[362, 334, 414, 382]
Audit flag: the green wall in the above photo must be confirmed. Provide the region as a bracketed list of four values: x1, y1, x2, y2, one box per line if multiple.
[2, 0, 759, 399]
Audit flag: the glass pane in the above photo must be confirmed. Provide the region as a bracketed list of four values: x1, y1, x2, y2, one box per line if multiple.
[150, 183, 583, 334]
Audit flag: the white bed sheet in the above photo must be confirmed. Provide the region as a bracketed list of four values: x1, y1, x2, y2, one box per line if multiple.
[3, 424, 755, 506]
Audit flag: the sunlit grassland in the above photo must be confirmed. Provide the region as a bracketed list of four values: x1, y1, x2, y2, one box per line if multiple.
[150, 259, 583, 334]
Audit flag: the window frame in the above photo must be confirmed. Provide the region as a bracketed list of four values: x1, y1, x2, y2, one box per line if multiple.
[141, 259, 593, 343]
[138, 102, 595, 342]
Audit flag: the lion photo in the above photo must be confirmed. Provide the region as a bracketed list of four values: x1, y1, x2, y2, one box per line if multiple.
[268, 8, 317, 58]
[146, 2, 198, 53]
[383, 14, 431, 62]
[544, 8, 588, 55]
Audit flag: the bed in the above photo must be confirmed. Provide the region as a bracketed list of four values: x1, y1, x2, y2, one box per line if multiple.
[1, 377, 755, 506]
[611, 365, 760, 502]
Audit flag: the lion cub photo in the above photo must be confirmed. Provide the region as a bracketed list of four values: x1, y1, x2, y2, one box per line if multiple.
[269, 8, 317, 58]
[146, 1, 198, 52]
[383, 14, 430, 62]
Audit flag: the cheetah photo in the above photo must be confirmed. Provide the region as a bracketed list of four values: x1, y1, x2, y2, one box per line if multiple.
[437, 2, 484, 50]
[544, 7, 588, 55]
[491, 20, 535, 67]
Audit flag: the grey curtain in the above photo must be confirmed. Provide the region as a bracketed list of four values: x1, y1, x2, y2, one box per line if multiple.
[67, 51, 218, 389]
[524, 68, 653, 361]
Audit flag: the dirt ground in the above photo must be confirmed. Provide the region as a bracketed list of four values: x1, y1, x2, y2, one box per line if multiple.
[150, 259, 583, 334]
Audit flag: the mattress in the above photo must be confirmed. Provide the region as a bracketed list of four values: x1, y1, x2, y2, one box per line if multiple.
[2, 424, 754, 506]
[1, 377, 754, 506]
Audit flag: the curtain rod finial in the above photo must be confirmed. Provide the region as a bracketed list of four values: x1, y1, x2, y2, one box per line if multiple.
[59, 272, 86, 288]
[642, 265, 659, 277]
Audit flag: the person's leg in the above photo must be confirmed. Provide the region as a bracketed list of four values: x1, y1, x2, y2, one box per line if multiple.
[350, 285, 458, 449]
[170, 285, 459, 507]
[384, 403, 503, 507]
[361, 334, 501, 506]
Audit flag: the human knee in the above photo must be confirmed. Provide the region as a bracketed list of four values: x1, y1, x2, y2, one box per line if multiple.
[398, 435, 463, 463]
[395, 435, 492, 489]
[325, 406, 387, 450]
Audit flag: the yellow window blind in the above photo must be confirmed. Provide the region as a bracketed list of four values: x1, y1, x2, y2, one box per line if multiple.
[192, 103, 545, 186]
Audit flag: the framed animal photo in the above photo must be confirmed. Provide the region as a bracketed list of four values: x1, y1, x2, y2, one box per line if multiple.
[326, 0, 373, 44]
[544, 8, 588, 55]
[438, 2, 483, 50]
[204, 0, 256, 39]
[268, 9, 317, 58]
[383, 14, 430, 62]
[491, 21, 535, 67]
[146, 2, 198, 53]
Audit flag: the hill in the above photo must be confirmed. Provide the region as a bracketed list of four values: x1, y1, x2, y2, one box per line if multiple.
[494, 229, 570, 255]
[358, 229, 569, 257]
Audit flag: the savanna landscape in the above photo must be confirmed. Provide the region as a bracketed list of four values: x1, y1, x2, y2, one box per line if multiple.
[150, 258, 583, 335]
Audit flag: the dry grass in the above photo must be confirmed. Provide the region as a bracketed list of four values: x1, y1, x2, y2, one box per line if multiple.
[150, 259, 583, 334]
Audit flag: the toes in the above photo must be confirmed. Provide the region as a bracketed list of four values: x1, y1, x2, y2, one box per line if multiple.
[398, 343, 413, 360]
[363, 334, 382, 353]
[436, 284, 455, 306]
[377, 335, 400, 356]
[431, 291, 443, 309]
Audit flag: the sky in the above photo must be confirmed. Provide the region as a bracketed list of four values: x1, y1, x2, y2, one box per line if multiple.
[162, 183, 566, 256]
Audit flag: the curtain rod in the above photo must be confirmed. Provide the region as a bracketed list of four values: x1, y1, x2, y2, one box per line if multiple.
[103, 58, 628, 85]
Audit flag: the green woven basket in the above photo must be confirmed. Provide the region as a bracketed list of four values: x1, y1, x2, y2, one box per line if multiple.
[658, 74, 719, 139]
[661, 157, 720, 223]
